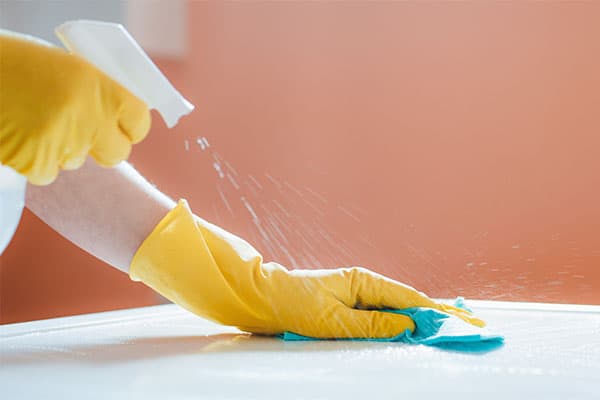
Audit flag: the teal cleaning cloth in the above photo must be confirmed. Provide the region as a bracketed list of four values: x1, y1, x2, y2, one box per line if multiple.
[281, 298, 504, 353]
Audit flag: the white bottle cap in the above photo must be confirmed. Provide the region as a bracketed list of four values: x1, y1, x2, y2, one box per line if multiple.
[55, 20, 194, 128]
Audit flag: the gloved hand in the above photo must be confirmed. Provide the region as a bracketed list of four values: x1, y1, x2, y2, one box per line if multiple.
[131, 200, 484, 339]
[0, 34, 150, 185]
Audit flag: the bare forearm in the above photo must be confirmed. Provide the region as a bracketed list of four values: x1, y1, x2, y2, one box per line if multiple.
[25, 159, 175, 273]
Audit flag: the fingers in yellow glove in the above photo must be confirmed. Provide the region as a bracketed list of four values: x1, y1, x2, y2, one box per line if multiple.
[337, 268, 486, 328]
[90, 122, 133, 167]
[0, 35, 150, 185]
[438, 304, 486, 328]
[287, 303, 416, 339]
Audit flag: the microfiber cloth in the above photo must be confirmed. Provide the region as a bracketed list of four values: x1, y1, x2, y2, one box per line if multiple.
[281, 298, 504, 353]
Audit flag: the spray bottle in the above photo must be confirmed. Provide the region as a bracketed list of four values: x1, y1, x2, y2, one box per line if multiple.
[0, 20, 194, 254]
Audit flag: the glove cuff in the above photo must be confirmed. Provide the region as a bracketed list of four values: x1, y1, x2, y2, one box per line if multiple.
[129, 199, 268, 328]
[130, 199, 207, 308]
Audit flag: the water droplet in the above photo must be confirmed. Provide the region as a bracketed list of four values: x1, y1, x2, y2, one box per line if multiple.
[213, 162, 225, 178]
[227, 173, 240, 190]
[247, 175, 263, 190]
[217, 187, 233, 215]
[337, 205, 360, 223]
[241, 196, 259, 222]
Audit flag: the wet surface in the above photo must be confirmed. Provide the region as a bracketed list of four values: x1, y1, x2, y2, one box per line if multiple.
[1, 301, 599, 399]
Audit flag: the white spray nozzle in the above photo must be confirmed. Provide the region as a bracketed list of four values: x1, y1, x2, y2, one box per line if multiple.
[55, 20, 194, 128]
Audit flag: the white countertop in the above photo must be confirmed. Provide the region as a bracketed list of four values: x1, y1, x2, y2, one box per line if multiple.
[1, 301, 599, 399]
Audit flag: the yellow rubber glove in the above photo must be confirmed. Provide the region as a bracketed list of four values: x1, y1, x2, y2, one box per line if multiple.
[0, 34, 150, 185]
[131, 200, 484, 339]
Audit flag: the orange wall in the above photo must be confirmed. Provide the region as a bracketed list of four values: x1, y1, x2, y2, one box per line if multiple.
[2, 2, 599, 323]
